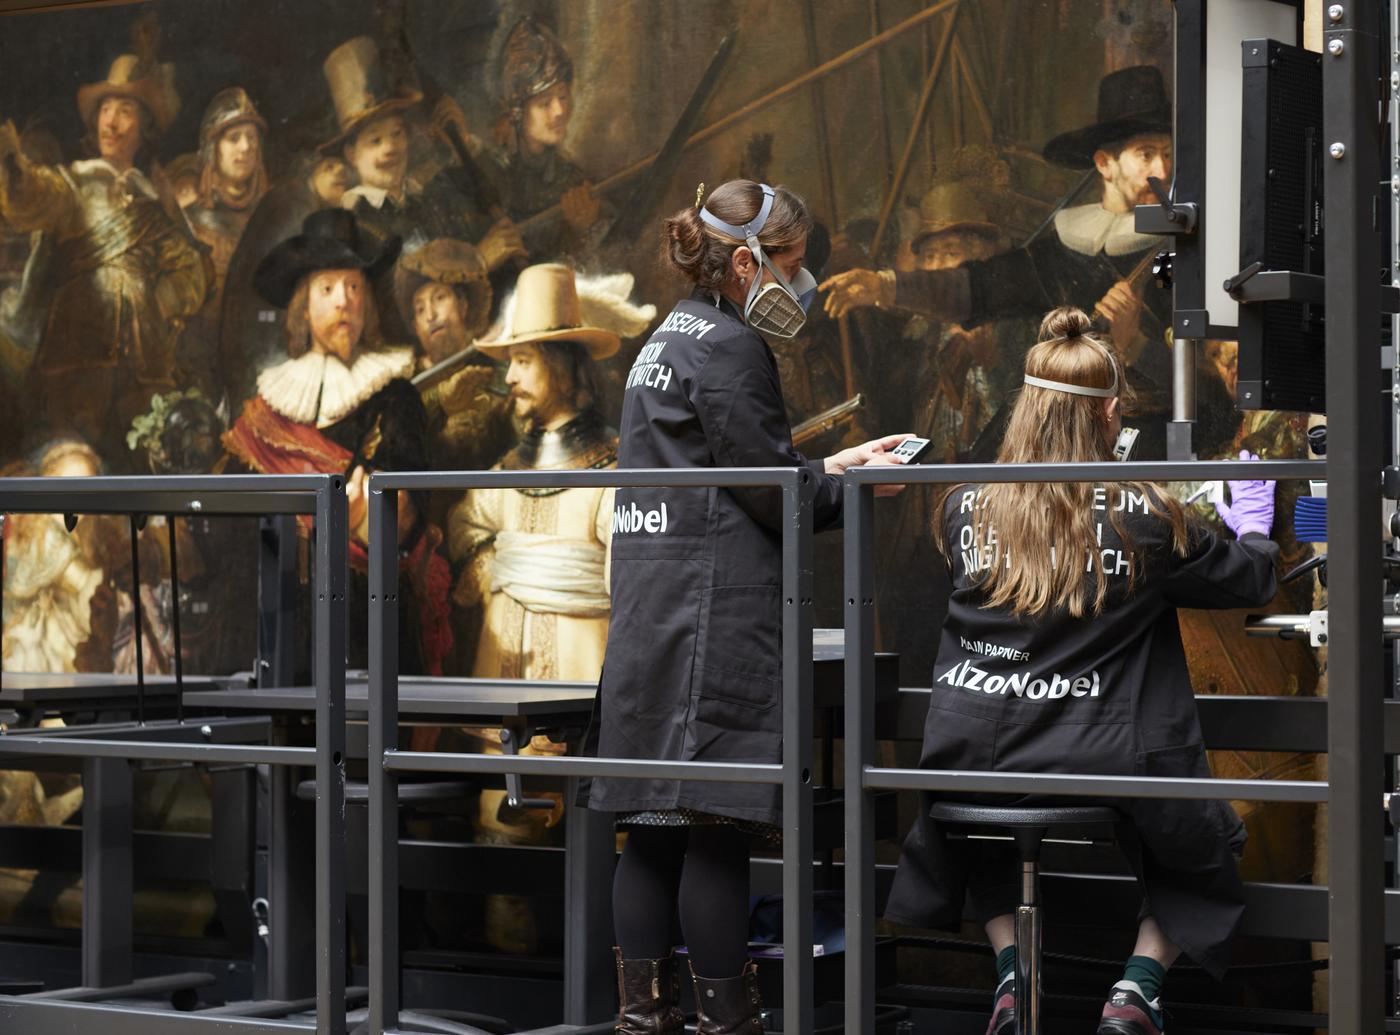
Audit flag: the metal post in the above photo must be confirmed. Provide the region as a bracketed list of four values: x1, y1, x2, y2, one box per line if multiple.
[314, 478, 348, 1035]
[81, 757, 132, 988]
[563, 777, 615, 1023]
[1323, 4, 1386, 1028]
[1167, 335, 1198, 461]
[268, 756, 316, 1000]
[257, 514, 298, 689]
[843, 477, 877, 1035]
[368, 485, 399, 1035]
[780, 473, 815, 1035]
[167, 517, 184, 724]
[1013, 862, 1041, 1035]
[128, 515, 146, 726]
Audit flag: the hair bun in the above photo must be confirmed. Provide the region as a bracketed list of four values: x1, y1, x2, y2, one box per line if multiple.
[1039, 305, 1093, 341]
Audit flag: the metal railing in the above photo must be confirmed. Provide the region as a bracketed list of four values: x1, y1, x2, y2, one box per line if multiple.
[0, 474, 347, 1035]
[841, 458, 1334, 1034]
[365, 466, 816, 1035]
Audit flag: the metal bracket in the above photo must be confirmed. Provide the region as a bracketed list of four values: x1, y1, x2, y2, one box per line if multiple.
[1133, 177, 1198, 234]
[1309, 610, 1330, 647]
[498, 728, 556, 810]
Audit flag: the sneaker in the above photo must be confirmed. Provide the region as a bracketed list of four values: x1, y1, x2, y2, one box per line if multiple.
[1096, 980, 1164, 1035]
[985, 974, 1015, 1035]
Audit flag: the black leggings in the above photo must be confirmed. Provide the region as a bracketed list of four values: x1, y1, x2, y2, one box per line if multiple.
[613, 824, 751, 979]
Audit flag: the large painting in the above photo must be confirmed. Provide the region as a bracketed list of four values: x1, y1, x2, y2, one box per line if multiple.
[0, 0, 1313, 685]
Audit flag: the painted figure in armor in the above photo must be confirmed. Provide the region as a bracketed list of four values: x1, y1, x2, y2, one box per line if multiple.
[181, 87, 269, 397]
[0, 53, 209, 468]
[489, 17, 603, 259]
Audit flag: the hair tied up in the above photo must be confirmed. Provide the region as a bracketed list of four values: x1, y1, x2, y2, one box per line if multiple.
[1039, 305, 1094, 343]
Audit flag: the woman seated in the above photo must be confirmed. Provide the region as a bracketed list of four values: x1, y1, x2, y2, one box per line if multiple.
[885, 306, 1279, 1035]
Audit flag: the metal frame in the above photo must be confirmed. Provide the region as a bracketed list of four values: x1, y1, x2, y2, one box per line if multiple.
[838, 458, 1366, 1034]
[0, 474, 346, 1035]
[366, 466, 814, 1035]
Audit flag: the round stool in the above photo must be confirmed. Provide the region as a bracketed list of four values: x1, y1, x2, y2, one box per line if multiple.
[930, 802, 1120, 1035]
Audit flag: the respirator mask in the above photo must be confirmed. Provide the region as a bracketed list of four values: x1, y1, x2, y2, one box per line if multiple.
[699, 184, 817, 339]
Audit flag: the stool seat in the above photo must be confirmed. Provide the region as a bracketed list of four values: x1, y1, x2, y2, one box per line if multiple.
[929, 802, 1119, 829]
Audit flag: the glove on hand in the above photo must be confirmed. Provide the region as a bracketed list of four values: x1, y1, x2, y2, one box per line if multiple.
[1214, 449, 1275, 537]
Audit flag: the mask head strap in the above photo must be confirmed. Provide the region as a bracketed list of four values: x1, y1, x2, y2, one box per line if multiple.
[699, 183, 776, 254]
[1022, 339, 1120, 398]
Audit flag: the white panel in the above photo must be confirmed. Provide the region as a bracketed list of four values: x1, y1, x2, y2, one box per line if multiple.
[1202, 0, 1297, 334]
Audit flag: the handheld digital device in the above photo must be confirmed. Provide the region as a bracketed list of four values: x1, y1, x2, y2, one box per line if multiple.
[889, 436, 934, 465]
[1112, 427, 1140, 462]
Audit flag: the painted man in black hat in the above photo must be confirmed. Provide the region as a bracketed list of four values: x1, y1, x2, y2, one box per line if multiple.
[222, 208, 452, 675]
[822, 66, 1236, 458]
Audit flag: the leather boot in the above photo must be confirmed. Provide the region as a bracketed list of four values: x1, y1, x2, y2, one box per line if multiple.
[614, 948, 684, 1034]
[689, 960, 764, 1034]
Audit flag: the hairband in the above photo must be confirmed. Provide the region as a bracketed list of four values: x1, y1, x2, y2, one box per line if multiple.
[1023, 339, 1120, 398]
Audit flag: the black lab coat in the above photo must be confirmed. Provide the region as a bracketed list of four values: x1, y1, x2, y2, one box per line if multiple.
[884, 485, 1278, 978]
[585, 291, 842, 827]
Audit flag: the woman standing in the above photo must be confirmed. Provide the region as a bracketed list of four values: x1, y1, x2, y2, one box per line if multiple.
[587, 179, 905, 1034]
[885, 307, 1279, 1035]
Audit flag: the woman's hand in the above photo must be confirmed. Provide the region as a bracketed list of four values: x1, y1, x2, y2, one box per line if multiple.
[1214, 449, 1276, 537]
[825, 432, 912, 497]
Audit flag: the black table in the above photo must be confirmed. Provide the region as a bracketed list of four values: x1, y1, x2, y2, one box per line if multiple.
[1, 672, 218, 721]
[182, 632, 897, 1026]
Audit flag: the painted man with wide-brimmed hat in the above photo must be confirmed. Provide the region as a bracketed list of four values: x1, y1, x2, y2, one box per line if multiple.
[0, 52, 208, 468]
[822, 65, 1236, 460]
[223, 208, 452, 675]
[444, 261, 651, 952]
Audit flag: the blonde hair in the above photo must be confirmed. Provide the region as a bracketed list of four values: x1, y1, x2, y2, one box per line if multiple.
[934, 306, 1189, 617]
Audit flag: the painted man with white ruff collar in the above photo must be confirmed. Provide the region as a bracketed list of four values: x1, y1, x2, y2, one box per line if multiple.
[222, 208, 452, 675]
[822, 67, 1234, 455]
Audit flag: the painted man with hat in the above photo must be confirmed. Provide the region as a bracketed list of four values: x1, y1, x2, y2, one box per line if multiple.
[444, 262, 651, 951]
[222, 209, 451, 675]
[394, 237, 514, 474]
[447, 262, 655, 685]
[322, 36, 526, 341]
[823, 66, 1234, 458]
[0, 52, 208, 466]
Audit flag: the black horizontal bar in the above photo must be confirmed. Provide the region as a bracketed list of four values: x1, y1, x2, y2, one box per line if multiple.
[0, 474, 330, 493]
[845, 459, 1324, 485]
[0, 491, 320, 517]
[383, 749, 783, 784]
[371, 466, 804, 491]
[0, 737, 314, 766]
[864, 766, 1327, 802]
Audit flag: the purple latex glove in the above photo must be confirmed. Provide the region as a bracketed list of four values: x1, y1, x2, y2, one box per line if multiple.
[1214, 449, 1275, 537]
